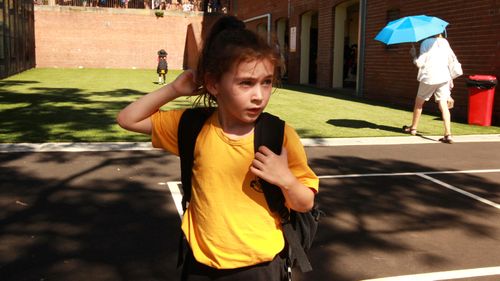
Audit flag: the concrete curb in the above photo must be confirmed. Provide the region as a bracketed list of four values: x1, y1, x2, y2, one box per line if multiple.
[1, 134, 499, 152]
[301, 134, 500, 146]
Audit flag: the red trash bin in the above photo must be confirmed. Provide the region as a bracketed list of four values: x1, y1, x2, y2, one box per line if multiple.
[466, 75, 497, 126]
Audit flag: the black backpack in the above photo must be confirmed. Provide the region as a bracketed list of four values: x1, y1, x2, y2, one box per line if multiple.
[157, 59, 168, 73]
[177, 107, 321, 273]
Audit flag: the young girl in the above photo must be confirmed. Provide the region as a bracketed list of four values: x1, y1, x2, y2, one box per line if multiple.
[117, 16, 319, 281]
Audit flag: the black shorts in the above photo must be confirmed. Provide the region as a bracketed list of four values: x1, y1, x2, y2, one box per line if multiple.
[181, 249, 288, 281]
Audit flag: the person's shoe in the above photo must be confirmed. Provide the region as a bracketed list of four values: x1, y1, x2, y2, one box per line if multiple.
[439, 135, 454, 144]
[402, 125, 417, 136]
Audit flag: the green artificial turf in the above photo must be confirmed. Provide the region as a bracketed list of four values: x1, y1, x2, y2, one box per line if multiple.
[1, 68, 499, 143]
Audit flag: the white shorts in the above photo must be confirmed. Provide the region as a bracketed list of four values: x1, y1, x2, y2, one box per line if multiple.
[417, 81, 451, 102]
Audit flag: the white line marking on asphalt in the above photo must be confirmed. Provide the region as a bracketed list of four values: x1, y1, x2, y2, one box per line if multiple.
[163, 171, 500, 280]
[417, 173, 500, 210]
[318, 169, 500, 179]
[318, 169, 500, 209]
[165, 169, 500, 216]
[167, 181, 183, 219]
[359, 266, 500, 281]
[320, 172, 419, 178]
[167, 169, 500, 215]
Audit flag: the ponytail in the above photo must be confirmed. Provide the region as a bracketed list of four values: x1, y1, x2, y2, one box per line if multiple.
[194, 16, 278, 107]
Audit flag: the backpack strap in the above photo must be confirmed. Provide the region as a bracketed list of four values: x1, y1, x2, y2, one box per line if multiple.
[178, 107, 214, 211]
[177, 107, 213, 267]
[254, 113, 287, 217]
[254, 113, 313, 273]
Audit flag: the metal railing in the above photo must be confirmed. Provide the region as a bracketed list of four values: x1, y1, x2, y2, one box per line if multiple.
[34, 0, 205, 11]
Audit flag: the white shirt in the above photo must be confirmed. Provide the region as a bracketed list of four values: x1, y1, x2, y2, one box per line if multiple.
[414, 37, 454, 85]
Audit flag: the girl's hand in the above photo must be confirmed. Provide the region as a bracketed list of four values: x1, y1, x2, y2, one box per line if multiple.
[450, 80, 454, 89]
[251, 146, 315, 212]
[170, 69, 198, 97]
[251, 146, 295, 188]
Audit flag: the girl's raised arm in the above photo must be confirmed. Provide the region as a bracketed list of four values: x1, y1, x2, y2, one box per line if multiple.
[116, 70, 197, 135]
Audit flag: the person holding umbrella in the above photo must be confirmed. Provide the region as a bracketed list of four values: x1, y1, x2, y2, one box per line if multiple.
[375, 15, 457, 144]
[404, 32, 457, 144]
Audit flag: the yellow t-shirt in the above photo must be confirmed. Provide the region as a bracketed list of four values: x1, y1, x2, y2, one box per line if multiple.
[151, 109, 319, 269]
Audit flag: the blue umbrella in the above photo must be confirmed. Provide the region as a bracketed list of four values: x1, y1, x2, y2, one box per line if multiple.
[375, 15, 449, 45]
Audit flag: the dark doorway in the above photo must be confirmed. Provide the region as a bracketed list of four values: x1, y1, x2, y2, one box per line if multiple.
[308, 14, 318, 84]
[308, 28, 318, 84]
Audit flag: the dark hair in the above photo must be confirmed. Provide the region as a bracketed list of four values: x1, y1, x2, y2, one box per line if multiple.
[194, 16, 279, 107]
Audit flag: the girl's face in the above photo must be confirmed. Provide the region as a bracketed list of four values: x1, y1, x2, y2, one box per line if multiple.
[210, 58, 275, 129]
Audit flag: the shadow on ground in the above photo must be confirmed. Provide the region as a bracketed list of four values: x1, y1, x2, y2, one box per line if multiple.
[327, 119, 403, 134]
[294, 155, 499, 281]
[0, 151, 182, 281]
[280, 83, 470, 124]
[0, 82, 191, 142]
[1, 150, 499, 281]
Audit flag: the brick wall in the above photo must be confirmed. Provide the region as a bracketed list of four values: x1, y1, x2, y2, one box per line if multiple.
[286, 1, 319, 84]
[34, 6, 218, 70]
[316, 1, 334, 88]
[232, 0, 500, 124]
[34, 2, 500, 124]
[364, 0, 500, 122]
[233, 1, 287, 19]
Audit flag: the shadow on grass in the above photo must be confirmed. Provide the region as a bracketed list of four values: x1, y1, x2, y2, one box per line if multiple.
[280, 83, 478, 127]
[280, 83, 470, 120]
[0, 86, 131, 142]
[325, 119, 440, 142]
[0, 85, 191, 142]
[327, 119, 403, 134]
[279, 83, 361, 102]
[0, 80, 40, 87]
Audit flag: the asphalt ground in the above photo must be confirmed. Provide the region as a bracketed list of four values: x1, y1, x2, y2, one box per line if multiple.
[1, 137, 499, 281]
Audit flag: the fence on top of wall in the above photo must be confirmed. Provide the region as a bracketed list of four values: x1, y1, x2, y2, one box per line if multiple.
[34, 0, 229, 13]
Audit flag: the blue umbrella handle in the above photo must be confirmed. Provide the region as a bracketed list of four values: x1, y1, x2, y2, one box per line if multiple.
[410, 44, 417, 59]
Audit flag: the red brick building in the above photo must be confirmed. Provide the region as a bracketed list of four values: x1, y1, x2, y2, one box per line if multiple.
[228, 0, 500, 124]
[29, 2, 499, 123]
